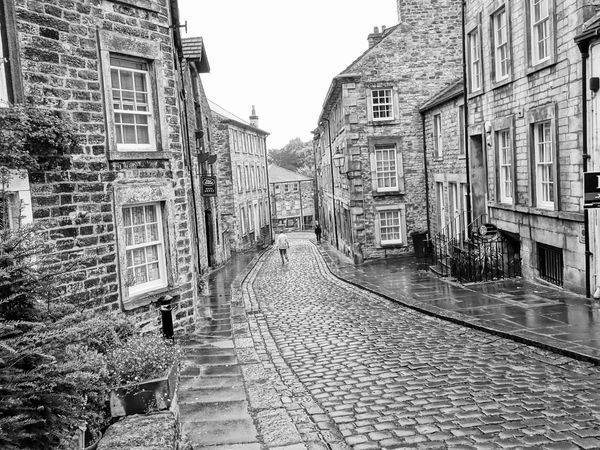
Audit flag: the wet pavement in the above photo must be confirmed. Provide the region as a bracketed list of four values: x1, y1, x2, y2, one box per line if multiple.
[177, 234, 600, 448]
[315, 237, 600, 364]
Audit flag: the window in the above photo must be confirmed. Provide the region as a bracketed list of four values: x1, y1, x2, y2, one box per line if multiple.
[436, 182, 446, 231]
[293, 183, 299, 192]
[537, 243, 563, 286]
[110, 55, 155, 151]
[530, 0, 550, 65]
[497, 129, 513, 203]
[0, 170, 32, 230]
[252, 166, 256, 190]
[468, 28, 482, 92]
[248, 204, 254, 232]
[492, 8, 509, 82]
[284, 184, 289, 193]
[433, 114, 442, 157]
[0, 13, 10, 106]
[534, 121, 553, 208]
[237, 165, 243, 193]
[122, 203, 167, 297]
[378, 209, 403, 245]
[240, 206, 247, 235]
[374, 145, 397, 191]
[244, 166, 250, 191]
[371, 89, 393, 121]
[275, 184, 280, 193]
[458, 105, 465, 156]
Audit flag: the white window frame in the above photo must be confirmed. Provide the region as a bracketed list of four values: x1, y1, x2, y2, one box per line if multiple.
[492, 7, 509, 82]
[530, 0, 550, 65]
[122, 202, 168, 298]
[240, 205, 247, 235]
[110, 55, 155, 152]
[376, 206, 406, 246]
[436, 181, 446, 231]
[0, 17, 9, 107]
[371, 89, 393, 121]
[244, 165, 250, 191]
[534, 121, 554, 209]
[374, 144, 398, 192]
[433, 114, 443, 157]
[468, 28, 482, 92]
[497, 129, 513, 204]
[0, 169, 32, 229]
[237, 165, 243, 193]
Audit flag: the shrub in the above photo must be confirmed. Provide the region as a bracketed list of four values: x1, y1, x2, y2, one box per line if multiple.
[107, 334, 182, 387]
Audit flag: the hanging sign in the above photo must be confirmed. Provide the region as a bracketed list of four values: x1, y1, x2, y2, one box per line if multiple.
[201, 176, 217, 197]
[584, 172, 600, 208]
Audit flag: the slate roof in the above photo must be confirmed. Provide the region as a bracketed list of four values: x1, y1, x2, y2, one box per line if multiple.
[420, 79, 464, 112]
[181, 37, 210, 73]
[208, 100, 269, 135]
[268, 165, 312, 183]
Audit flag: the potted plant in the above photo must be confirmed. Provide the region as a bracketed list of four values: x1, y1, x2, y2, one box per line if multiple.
[107, 333, 181, 417]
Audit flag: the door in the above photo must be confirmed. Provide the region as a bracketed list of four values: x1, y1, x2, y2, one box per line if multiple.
[470, 134, 488, 219]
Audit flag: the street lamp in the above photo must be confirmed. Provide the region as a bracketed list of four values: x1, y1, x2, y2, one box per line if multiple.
[332, 150, 345, 174]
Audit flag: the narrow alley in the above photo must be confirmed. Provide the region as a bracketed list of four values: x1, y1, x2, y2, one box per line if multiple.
[179, 235, 600, 449]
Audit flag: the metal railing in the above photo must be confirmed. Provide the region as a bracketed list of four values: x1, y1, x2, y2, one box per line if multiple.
[537, 243, 563, 286]
[429, 213, 521, 283]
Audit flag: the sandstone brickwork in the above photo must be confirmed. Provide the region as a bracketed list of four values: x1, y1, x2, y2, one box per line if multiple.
[7, 0, 204, 331]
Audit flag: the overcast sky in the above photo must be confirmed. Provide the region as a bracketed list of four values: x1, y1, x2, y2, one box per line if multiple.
[178, 0, 398, 150]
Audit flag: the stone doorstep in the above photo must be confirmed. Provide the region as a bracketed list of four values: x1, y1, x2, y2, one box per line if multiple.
[179, 400, 250, 422]
[181, 354, 238, 366]
[178, 385, 247, 404]
[181, 418, 258, 446]
[179, 375, 245, 390]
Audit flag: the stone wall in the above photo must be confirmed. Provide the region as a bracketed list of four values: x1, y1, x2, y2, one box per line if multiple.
[14, 0, 199, 331]
[465, 0, 589, 293]
[271, 180, 315, 229]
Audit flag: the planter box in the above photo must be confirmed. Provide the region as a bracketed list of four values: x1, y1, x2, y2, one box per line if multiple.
[109, 364, 179, 417]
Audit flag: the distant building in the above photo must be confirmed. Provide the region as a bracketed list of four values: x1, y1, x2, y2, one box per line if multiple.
[268, 165, 314, 231]
[210, 102, 271, 251]
[313, 0, 462, 264]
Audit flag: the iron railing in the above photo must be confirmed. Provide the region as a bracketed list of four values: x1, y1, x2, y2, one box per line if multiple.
[428, 213, 521, 283]
[537, 243, 563, 286]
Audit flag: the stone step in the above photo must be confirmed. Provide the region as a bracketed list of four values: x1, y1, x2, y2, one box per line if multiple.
[181, 354, 238, 366]
[180, 400, 249, 422]
[181, 347, 236, 357]
[178, 386, 246, 404]
[179, 375, 245, 390]
[181, 418, 258, 446]
[180, 364, 242, 378]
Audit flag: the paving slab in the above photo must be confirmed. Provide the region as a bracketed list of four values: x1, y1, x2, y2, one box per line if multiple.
[181, 419, 258, 445]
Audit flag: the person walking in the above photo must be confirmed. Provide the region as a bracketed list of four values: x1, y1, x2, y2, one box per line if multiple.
[314, 221, 322, 243]
[276, 230, 290, 264]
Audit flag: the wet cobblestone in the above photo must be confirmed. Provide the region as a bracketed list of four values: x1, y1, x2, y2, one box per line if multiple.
[245, 238, 600, 448]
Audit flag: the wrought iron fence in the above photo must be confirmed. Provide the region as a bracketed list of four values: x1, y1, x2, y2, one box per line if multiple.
[537, 243, 563, 286]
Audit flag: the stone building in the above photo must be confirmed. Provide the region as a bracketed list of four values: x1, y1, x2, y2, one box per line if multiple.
[463, 0, 597, 294]
[268, 164, 314, 231]
[180, 37, 229, 270]
[313, 0, 462, 264]
[0, 0, 210, 331]
[210, 102, 271, 251]
[420, 80, 468, 240]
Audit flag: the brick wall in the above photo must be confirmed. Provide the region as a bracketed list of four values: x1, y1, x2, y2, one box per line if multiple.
[465, 0, 589, 293]
[14, 0, 199, 331]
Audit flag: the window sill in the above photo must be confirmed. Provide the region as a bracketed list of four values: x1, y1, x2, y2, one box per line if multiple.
[377, 243, 407, 249]
[489, 202, 584, 223]
[526, 60, 556, 77]
[122, 285, 180, 311]
[372, 191, 403, 198]
[491, 77, 512, 90]
[467, 89, 484, 100]
[109, 0, 160, 12]
[108, 151, 171, 161]
[369, 119, 397, 126]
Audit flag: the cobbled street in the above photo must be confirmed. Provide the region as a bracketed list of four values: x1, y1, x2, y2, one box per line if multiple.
[242, 237, 600, 449]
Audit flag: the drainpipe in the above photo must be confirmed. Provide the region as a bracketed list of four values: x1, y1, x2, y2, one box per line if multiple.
[578, 39, 592, 298]
[461, 0, 473, 226]
[321, 118, 339, 249]
[421, 113, 432, 237]
[298, 181, 304, 231]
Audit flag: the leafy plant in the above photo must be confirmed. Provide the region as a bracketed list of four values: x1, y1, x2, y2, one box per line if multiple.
[0, 106, 78, 171]
[106, 333, 182, 387]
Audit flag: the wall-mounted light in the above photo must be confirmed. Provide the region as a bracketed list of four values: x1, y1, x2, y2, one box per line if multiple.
[332, 150, 345, 173]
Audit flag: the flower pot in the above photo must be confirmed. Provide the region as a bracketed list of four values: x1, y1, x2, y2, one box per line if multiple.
[109, 363, 179, 417]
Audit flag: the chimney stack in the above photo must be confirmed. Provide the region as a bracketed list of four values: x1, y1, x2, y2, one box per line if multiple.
[367, 26, 383, 48]
[249, 105, 259, 128]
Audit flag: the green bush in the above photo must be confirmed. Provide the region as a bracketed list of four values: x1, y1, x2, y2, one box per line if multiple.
[106, 333, 182, 387]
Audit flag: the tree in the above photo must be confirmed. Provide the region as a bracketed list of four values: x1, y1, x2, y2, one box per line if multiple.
[268, 138, 314, 176]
